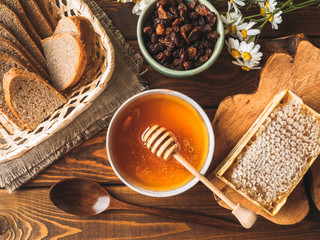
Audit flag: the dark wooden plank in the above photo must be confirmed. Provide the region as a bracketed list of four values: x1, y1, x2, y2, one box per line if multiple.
[0, 184, 320, 239]
[94, 0, 320, 40]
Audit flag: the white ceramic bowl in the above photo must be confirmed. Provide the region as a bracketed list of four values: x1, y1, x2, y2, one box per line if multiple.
[106, 89, 215, 197]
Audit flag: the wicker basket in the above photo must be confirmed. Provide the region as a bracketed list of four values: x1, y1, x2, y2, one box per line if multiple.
[0, 0, 115, 163]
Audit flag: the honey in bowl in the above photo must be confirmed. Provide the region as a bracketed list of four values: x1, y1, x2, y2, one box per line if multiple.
[109, 92, 210, 192]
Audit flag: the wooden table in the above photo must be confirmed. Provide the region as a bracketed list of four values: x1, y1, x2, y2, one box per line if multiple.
[1, 1, 320, 239]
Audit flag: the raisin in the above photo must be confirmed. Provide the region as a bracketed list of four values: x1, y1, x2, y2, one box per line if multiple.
[179, 9, 188, 22]
[173, 58, 183, 66]
[203, 24, 212, 33]
[174, 64, 184, 70]
[188, 27, 201, 42]
[178, 3, 187, 12]
[156, 0, 167, 8]
[172, 25, 180, 32]
[206, 31, 219, 41]
[149, 43, 161, 54]
[169, 7, 178, 18]
[205, 12, 217, 27]
[165, 27, 173, 35]
[164, 50, 172, 61]
[205, 48, 213, 56]
[164, 35, 175, 48]
[164, 62, 174, 69]
[172, 18, 182, 26]
[158, 6, 168, 19]
[155, 52, 166, 64]
[191, 20, 198, 27]
[156, 24, 165, 35]
[187, 0, 198, 10]
[199, 54, 209, 63]
[143, 26, 153, 37]
[172, 49, 180, 58]
[170, 32, 180, 46]
[151, 33, 158, 44]
[183, 61, 194, 70]
[179, 48, 187, 61]
[198, 16, 205, 26]
[189, 11, 199, 20]
[195, 5, 209, 16]
[180, 24, 193, 33]
[187, 46, 197, 60]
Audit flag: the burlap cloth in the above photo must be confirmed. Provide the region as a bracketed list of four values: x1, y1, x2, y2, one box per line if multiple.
[0, 0, 146, 193]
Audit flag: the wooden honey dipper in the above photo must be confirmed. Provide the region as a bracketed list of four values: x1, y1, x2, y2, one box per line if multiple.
[142, 125, 257, 229]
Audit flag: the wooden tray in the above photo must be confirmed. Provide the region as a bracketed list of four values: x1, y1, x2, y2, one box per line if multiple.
[209, 34, 320, 225]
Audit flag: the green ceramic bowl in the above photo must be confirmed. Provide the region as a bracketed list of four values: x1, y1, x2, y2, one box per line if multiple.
[137, 0, 224, 78]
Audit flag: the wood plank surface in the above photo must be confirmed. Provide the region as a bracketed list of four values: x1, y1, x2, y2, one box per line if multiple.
[1, 185, 320, 240]
[1, 0, 320, 239]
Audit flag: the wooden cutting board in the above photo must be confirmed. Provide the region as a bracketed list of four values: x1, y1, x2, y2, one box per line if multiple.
[209, 34, 320, 225]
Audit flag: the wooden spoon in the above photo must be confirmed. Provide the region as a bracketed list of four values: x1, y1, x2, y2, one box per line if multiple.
[142, 125, 257, 229]
[49, 178, 243, 230]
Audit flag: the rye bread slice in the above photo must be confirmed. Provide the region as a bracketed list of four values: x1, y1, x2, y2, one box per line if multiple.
[3, 68, 67, 131]
[1, 0, 42, 49]
[34, 0, 57, 29]
[0, 36, 43, 78]
[19, 0, 53, 39]
[0, 53, 31, 131]
[0, 23, 49, 79]
[0, 2, 47, 68]
[54, 16, 95, 64]
[42, 33, 87, 91]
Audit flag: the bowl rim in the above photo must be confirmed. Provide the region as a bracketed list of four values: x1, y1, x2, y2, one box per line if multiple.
[137, 0, 225, 78]
[106, 89, 215, 197]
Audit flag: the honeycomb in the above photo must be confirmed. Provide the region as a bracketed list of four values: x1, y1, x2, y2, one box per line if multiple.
[228, 100, 320, 211]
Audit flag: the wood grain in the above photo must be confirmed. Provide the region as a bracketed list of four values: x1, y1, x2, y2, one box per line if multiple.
[1, 185, 320, 240]
[209, 38, 320, 224]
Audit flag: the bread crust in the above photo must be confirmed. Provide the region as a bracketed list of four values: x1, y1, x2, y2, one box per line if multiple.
[3, 68, 67, 131]
[54, 16, 94, 64]
[34, 0, 57, 29]
[0, 23, 49, 78]
[42, 33, 87, 91]
[18, 0, 54, 39]
[0, 2, 47, 68]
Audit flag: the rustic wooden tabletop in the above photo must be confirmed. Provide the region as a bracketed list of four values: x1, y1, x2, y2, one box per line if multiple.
[1, 0, 320, 239]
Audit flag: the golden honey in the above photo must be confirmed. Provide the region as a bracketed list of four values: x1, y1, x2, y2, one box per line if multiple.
[110, 93, 209, 191]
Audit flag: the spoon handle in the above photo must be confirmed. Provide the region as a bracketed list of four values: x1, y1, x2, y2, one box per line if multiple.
[108, 197, 242, 230]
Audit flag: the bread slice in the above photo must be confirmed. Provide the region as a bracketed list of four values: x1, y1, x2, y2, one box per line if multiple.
[0, 36, 44, 78]
[0, 2, 47, 68]
[34, 0, 57, 29]
[1, 0, 42, 49]
[3, 68, 67, 131]
[54, 16, 94, 64]
[0, 53, 31, 131]
[42, 33, 87, 91]
[0, 23, 49, 80]
[19, 0, 53, 39]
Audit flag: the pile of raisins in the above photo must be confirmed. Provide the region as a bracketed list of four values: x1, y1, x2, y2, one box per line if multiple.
[143, 0, 219, 71]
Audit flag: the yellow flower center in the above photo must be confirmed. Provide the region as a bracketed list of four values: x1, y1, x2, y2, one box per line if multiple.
[242, 52, 252, 61]
[231, 25, 237, 35]
[231, 49, 241, 58]
[242, 66, 251, 71]
[241, 29, 247, 39]
[267, 13, 274, 22]
[230, 0, 234, 3]
[260, 2, 269, 15]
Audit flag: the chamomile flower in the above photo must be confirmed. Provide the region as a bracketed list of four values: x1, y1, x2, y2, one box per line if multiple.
[268, 10, 283, 30]
[238, 21, 261, 41]
[229, 0, 246, 13]
[259, 0, 277, 15]
[226, 38, 241, 59]
[221, 11, 245, 37]
[239, 41, 263, 63]
[132, 0, 152, 15]
[232, 58, 262, 71]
